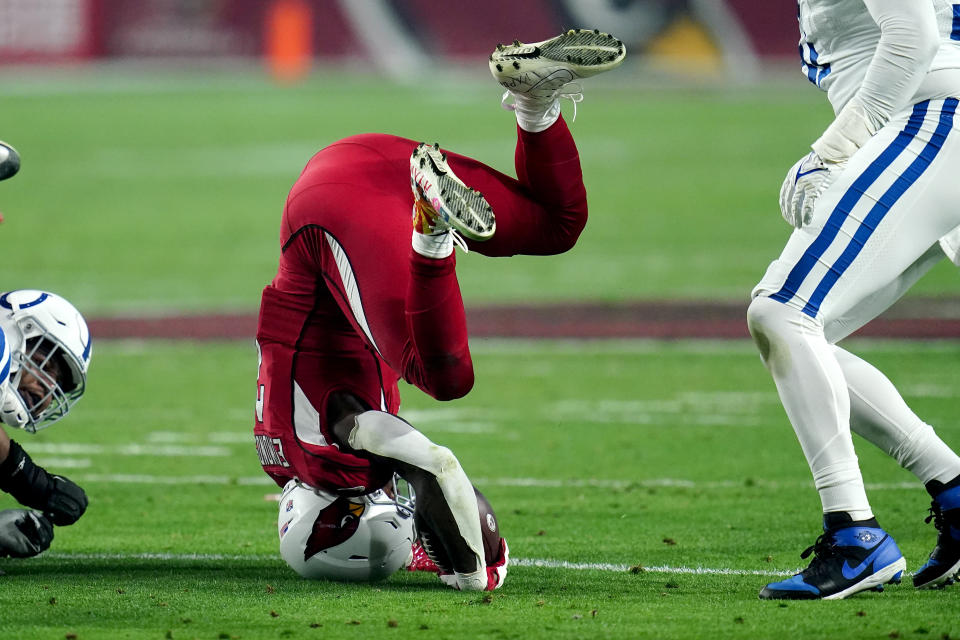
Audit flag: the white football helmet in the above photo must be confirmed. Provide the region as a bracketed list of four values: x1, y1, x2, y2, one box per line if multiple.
[0, 290, 91, 432]
[277, 478, 415, 582]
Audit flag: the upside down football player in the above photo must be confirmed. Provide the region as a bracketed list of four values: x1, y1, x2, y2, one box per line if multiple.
[254, 30, 626, 589]
[0, 145, 93, 560]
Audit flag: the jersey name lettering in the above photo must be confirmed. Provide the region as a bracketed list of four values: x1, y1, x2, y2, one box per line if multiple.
[255, 434, 290, 467]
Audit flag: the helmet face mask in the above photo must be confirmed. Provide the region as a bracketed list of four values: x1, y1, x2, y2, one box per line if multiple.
[0, 290, 91, 432]
[278, 478, 416, 582]
[11, 336, 85, 432]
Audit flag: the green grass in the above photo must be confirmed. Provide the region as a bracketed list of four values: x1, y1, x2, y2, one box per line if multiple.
[2, 69, 957, 314]
[2, 68, 960, 639]
[1, 339, 959, 639]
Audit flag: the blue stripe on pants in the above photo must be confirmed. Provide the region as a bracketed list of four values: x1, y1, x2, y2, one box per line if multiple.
[769, 101, 930, 308]
[803, 99, 958, 316]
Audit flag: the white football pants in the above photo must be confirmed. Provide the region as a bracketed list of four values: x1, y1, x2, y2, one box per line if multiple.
[749, 98, 960, 518]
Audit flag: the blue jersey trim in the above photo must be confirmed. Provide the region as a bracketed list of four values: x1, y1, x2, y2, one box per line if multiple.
[952, 4, 960, 41]
[769, 102, 930, 308]
[800, 42, 831, 88]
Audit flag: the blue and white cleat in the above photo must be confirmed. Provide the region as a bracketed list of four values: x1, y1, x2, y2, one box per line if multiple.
[760, 526, 906, 600]
[913, 486, 960, 589]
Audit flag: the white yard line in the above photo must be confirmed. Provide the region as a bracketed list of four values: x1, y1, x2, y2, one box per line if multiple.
[66, 473, 923, 492]
[41, 552, 791, 577]
[29, 443, 230, 457]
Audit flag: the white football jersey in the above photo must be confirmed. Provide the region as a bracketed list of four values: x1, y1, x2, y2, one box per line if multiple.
[798, 0, 960, 113]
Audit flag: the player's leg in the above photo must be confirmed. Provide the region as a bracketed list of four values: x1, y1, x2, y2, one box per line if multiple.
[749, 99, 960, 599]
[832, 347, 960, 588]
[278, 164, 475, 402]
[819, 237, 960, 588]
[427, 30, 625, 258]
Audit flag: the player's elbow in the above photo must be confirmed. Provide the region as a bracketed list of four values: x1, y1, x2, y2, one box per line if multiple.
[429, 445, 462, 478]
[879, 10, 938, 69]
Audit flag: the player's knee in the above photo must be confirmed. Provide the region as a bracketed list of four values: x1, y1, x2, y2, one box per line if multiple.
[426, 355, 475, 401]
[550, 215, 587, 254]
[747, 296, 785, 362]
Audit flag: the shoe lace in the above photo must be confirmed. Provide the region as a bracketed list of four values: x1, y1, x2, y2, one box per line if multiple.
[449, 229, 469, 254]
[798, 533, 840, 577]
[500, 82, 585, 122]
[924, 501, 944, 531]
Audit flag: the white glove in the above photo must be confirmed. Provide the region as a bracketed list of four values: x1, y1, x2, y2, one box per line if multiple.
[0, 386, 29, 428]
[779, 151, 843, 229]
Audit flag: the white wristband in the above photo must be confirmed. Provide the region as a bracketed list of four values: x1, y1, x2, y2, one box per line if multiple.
[811, 101, 877, 163]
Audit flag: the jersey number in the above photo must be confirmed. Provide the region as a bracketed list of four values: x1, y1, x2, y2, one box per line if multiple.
[255, 340, 265, 424]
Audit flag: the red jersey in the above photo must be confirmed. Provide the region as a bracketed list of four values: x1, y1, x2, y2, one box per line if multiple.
[255, 124, 587, 493]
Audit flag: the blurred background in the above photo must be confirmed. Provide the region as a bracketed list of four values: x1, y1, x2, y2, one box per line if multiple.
[1, 0, 956, 337]
[0, 0, 793, 72]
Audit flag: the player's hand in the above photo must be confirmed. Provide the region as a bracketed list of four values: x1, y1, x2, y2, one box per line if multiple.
[44, 475, 88, 526]
[437, 538, 509, 591]
[0, 387, 30, 427]
[0, 509, 53, 558]
[779, 151, 842, 229]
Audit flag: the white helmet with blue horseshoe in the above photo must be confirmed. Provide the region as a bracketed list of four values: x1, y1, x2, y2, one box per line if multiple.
[0, 290, 91, 432]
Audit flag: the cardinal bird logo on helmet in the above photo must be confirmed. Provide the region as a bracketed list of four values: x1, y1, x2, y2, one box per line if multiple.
[303, 498, 366, 560]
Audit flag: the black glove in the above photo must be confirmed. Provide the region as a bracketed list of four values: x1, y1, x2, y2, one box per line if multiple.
[0, 509, 53, 558]
[44, 475, 88, 525]
[0, 440, 88, 525]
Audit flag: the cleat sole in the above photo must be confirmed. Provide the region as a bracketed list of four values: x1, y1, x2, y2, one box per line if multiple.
[410, 144, 495, 242]
[490, 29, 626, 79]
[823, 557, 907, 600]
[914, 558, 960, 590]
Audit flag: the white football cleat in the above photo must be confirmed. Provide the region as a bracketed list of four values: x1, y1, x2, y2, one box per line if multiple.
[489, 29, 625, 131]
[410, 142, 495, 243]
[489, 29, 626, 100]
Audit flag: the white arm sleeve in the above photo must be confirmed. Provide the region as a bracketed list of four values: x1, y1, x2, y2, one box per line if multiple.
[347, 411, 485, 571]
[858, 0, 939, 128]
[813, 0, 939, 162]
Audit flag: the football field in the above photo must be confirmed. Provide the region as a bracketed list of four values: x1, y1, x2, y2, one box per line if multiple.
[1, 339, 959, 639]
[1, 70, 959, 638]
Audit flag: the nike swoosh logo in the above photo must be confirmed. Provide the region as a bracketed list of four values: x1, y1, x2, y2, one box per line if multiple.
[841, 537, 891, 580]
[796, 167, 827, 180]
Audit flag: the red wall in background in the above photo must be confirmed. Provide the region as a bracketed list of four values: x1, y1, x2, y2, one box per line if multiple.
[0, 0, 799, 65]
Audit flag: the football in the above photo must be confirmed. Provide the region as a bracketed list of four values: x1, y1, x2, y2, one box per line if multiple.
[416, 485, 502, 571]
[475, 487, 502, 564]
